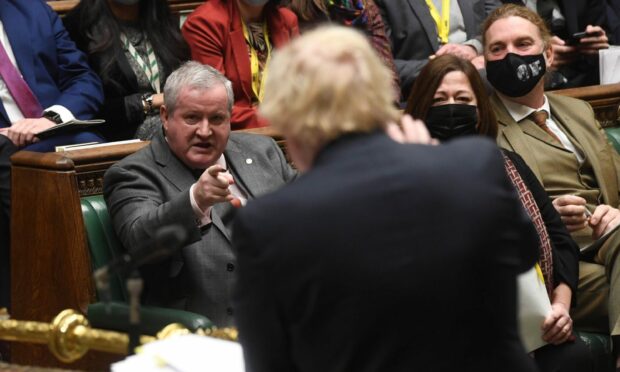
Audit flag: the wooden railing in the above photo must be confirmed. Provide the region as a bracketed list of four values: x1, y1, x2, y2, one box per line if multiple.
[554, 83, 620, 128]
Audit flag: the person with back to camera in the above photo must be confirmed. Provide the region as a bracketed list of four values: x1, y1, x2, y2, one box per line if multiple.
[232, 25, 539, 372]
[407, 53, 591, 372]
[182, 0, 298, 129]
[64, 0, 191, 141]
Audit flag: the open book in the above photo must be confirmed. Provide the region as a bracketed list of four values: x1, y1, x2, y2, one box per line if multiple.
[35, 119, 106, 140]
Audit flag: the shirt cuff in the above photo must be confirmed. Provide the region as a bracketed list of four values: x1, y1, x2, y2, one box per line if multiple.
[189, 183, 212, 227]
[463, 39, 482, 55]
[44, 105, 75, 123]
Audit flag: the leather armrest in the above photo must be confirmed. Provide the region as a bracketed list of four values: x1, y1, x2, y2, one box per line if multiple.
[87, 301, 213, 336]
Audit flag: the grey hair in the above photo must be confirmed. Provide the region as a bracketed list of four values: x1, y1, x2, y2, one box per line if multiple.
[163, 61, 234, 114]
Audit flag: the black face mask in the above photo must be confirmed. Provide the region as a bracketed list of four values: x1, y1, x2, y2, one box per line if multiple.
[486, 53, 546, 97]
[425, 104, 478, 141]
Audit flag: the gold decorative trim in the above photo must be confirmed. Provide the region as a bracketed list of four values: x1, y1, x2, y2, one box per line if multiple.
[0, 309, 237, 363]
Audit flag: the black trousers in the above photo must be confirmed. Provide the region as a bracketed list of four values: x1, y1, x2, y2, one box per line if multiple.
[0, 136, 16, 309]
[534, 335, 594, 372]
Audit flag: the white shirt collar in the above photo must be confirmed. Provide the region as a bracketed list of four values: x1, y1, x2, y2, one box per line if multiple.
[497, 93, 551, 123]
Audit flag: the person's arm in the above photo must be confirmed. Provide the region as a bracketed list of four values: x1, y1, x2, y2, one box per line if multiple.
[44, 3, 103, 120]
[505, 151, 579, 301]
[103, 163, 202, 254]
[375, 0, 430, 99]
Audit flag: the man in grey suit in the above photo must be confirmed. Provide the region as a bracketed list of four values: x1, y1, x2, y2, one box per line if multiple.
[104, 61, 296, 327]
[376, 0, 500, 101]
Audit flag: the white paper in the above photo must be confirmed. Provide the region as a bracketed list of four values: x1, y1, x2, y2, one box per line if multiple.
[599, 46, 620, 84]
[517, 265, 551, 352]
[111, 334, 245, 372]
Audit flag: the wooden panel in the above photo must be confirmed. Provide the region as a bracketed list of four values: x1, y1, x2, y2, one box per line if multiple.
[553, 83, 620, 128]
[9, 143, 148, 369]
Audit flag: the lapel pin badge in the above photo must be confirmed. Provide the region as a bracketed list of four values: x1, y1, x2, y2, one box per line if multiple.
[246, 158, 253, 165]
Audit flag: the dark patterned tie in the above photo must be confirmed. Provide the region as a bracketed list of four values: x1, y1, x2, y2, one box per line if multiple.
[530, 110, 561, 144]
[0, 41, 43, 119]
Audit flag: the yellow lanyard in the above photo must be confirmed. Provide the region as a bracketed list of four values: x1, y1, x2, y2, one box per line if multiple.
[535, 263, 545, 284]
[241, 20, 271, 103]
[425, 0, 451, 44]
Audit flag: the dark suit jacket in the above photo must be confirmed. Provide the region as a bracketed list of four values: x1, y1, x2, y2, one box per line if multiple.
[504, 150, 579, 304]
[0, 0, 102, 127]
[233, 132, 539, 372]
[182, 0, 298, 129]
[376, 0, 500, 100]
[104, 130, 296, 326]
[501, 0, 606, 38]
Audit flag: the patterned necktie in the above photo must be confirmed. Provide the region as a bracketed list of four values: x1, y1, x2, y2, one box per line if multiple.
[530, 110, 561, 144]
[503, 153, 554, 297]
[0, 40, 43, 119]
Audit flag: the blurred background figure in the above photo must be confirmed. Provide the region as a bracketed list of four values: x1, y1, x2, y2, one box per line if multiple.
[233, 25, 539, 372]
[64, 0, 190, 141]
[182, 0, 298, 129]
[376, 0, 501, 104]
[284, 0, 400, 98]
[500, 0, 610, 89]
[407, 54, 591, 372]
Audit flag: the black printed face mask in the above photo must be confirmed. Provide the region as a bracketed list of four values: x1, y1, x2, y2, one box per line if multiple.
[486, 53, 546, 97]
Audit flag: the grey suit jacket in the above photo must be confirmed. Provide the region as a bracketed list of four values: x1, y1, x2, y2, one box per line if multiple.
[103, 130, 296, 326]
[376, 0, 500, 100]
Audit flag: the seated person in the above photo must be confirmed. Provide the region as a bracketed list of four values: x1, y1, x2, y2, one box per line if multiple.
[233, 25, 539, 372]
[500, 0, 610, 89]
[284, 0, 400, 98]
[64, 0, 191, 141]
[407, 53, 590, 372]
[182, 0, 298, 129]
[483, 4, 620, 367]
[104, 61, 296, 327]
[376, 0, 500, 101]
[0, 0, 104, 309]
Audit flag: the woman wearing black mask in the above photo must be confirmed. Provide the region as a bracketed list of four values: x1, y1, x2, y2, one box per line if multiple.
[406, 54, 591, 372]
[63, 0, 190, 141]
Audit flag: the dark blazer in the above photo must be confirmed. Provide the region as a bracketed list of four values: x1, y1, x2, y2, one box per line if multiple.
[233, 132, 539, 372]
[501, 0, 607, 38]
[376, 0, 500, 100]
[104, 130, 296, 326]
[0, 0, 102, 127]
[503, 150, 579, 303]
[63, 8, 190, 142]
[182, 0, 299, 129]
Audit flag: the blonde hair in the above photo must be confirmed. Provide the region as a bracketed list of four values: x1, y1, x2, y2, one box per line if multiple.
[260, 26, 400, 149]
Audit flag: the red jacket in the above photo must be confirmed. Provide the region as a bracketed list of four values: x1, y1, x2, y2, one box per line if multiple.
[182, 0, 299, 129]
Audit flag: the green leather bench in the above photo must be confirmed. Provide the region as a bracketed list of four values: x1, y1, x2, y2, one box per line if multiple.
[81, 195, 212, 336]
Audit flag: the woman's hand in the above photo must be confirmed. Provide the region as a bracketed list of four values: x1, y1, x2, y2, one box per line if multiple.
[541, 303, 574, 345]
[385, 114, 438, 145]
